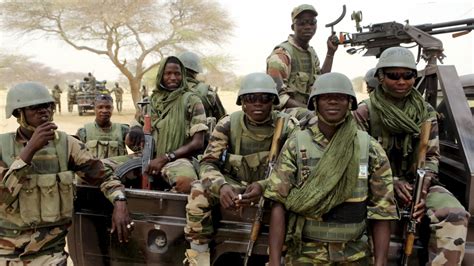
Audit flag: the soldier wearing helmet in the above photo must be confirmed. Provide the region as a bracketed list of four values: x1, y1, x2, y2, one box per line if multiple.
[0, 82, 131, 264]
[110, 82, 124, 112]
[265, 72, 398, 265]
[266, 4, 338, 114]
[353, 47, 469, 265]
[184, 73, 298, 266]
[364, 68, 378, 93]
[178, 51, 226, 121]
[51, 84, 62, 113]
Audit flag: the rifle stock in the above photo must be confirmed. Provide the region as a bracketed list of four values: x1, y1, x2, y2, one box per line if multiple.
[401, 121, 431, 265]
[243, 117, 285, 266]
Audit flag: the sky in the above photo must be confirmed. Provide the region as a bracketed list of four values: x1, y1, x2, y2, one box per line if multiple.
[1, 0, 473, 81]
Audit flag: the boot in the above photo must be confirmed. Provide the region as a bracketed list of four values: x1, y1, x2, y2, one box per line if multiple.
[183, 249, 210, 266]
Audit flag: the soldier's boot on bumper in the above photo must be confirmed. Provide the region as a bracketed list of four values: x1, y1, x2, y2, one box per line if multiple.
[184, 249, 210, 266]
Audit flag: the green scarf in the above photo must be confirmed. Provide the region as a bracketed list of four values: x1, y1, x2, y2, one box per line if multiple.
[150, 56, 191, 156]
[371, 85, 429, 156]
[284, 115, 360, 217]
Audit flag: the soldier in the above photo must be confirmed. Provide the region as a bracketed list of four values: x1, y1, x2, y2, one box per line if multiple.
[0, 82, 131, 265]
[86, 72, 96, 91]
[51, 84, 62, 113]
[125, 56, 207, 193]
[353, 47, 470, 265]
[76, 94, 130, 159]
[184, 73, 298, 265]
[110, 82, 124, 112]
[140, 85, 148, 100]
[364, 68, 378, 93]
[265, 72, 399, 265]
[67, 84, 76, 113]
[267, 4, 338, 121]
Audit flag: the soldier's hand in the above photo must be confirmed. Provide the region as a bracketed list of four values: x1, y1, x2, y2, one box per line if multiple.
[111, 200, 132, 243]
[145, 155, 168, 177]
[219, 184, 237, 209]
[413, 198, 426, 222]
[394, 179, 412, 205]
[326, 34, 339, 54]
[126, 126, 144, 150]
[235, 182, 263, 207]
[26, 122, 57, 151]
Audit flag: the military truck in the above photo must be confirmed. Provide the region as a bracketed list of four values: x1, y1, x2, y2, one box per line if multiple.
[75, 80, 110, 116]
[67, 14, 474, 265]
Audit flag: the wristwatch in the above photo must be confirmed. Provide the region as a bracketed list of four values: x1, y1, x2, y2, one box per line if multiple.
[165, 152, 177, 162]
[114, 195, 127, 202]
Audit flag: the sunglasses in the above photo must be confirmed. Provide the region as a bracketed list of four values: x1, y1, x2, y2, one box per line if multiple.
[241, 94, 275, 104]
[384, 71, 417, 81]
[295, 19, 317, 26]
[25, 102, 54, 111]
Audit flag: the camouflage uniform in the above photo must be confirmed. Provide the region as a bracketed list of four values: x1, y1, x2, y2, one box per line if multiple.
[76, 122, 130, 159]
[185, 111, 297, 244]
[0, 129, 125, 263]
[354, 99, 470, 265]
[186, 77, 226, 121]
[267, 35, 321, 112]
[110, 85, 124, 112]
[51, 86, 62, 113]
[264, 117, 399, 264]
[67, 85, 76, 112]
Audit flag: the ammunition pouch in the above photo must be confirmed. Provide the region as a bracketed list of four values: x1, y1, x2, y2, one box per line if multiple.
[223, 151, 269, 184]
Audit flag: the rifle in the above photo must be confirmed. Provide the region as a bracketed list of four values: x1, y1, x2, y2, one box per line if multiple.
[243, 117, 285, 266]
[401, 121, 432, 265]
[137, 99, 155, 190]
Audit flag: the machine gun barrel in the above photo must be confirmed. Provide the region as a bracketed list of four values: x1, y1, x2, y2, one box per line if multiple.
[415, 18, 474, 32]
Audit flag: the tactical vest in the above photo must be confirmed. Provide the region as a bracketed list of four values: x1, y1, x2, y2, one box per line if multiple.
[84, 122, 126, 159]
[293, 129, 371, 242]
[223, 111, 290, 184]
[277, 42, 318, 104]
[0, 131, 74, 232]
[363, 99, 417, 178]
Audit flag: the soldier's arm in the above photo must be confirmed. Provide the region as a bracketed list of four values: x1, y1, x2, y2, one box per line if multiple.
[352, 101, 371, 132]
[320, 35, 337, 74]
[200, 116, 230, 195]
[267, 48, 292, 109]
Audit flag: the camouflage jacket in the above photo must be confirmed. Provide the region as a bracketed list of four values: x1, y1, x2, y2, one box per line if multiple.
[264, 117, 399, 221]
[267, 35, 321, 108]
[200, 111, 298, 195]
[110, 86, 124, 100]
[0, 129, 125, 259]
[353, 100, 440, 181]
[186, 77, 226, 120]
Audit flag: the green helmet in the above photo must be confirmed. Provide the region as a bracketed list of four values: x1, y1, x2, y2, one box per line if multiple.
[308, 72, 357, 111]
[364, 68, 379, 89]
[236, 73, 280, 105]
[5, 82, 55, 118]
[177, 51, 203, 73]
[376, 47, 417, 72]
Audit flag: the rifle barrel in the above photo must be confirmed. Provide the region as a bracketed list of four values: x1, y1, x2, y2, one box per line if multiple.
[427, 25, 474, 35]
[415, 18, 474, 30]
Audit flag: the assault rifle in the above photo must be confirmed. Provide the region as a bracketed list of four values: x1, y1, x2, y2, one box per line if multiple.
[243, 117, 286, 266]
[401, 121, 432, 265]
[337, 15, 474, 60]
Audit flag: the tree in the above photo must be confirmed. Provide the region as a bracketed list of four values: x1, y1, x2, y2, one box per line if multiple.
[0, 0, 234, 111]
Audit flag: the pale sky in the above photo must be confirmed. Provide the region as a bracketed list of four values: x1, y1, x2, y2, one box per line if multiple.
[1, 0, 473, 81]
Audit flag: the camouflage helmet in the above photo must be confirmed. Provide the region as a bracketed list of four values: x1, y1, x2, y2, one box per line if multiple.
[308, 72, 357, 111]
[236, 73, 280, 105]
[6, 82, 55, 118]
[177, 51, 203, 73]
[376, 47, 417, 72]
[364, 68, 379, 89]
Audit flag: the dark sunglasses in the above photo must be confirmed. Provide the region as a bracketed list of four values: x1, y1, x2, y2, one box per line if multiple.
[295, 19, 317, 26]
[242, 94, 275, 104]
[384, 71, 416, 81]
[25, 102, 54, 111]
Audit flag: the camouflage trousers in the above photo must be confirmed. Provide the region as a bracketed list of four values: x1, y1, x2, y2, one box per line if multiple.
[115, 98, 123, 112]
[422, 185, 470, 265]
[103, 154, 198, 193]
[184, 178, 246, 244]
[284, 237, 371, 265]
[0, 251, 67, 266]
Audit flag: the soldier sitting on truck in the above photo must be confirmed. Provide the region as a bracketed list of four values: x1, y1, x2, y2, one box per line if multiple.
[76, 94, 130, 159]
[123, 56, 207, 193]
[0, 82, 132, 265]
[353, 47, 470, 265]
[184, 73, 298, 265]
